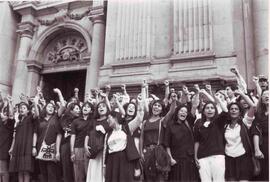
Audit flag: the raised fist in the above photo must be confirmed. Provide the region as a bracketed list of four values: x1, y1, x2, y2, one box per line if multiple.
[74, 88, 79, 93]
[164, 80, 169, 87]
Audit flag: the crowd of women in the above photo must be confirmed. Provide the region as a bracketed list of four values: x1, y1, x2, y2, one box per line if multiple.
[0, 67, 268, 182]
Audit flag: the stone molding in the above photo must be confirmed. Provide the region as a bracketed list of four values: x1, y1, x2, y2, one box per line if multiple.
[16, 21, 35, 38]
[26, 60, 43, 73]
[89, 14, 105, 25]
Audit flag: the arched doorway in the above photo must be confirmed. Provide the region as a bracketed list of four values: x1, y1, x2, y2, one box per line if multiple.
[35, 27, 91, 101]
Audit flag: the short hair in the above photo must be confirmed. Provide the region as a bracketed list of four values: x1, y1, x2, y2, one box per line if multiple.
[225, 84, 238, 91]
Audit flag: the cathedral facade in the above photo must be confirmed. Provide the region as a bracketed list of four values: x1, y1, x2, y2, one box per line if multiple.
[0, 0, 268, 101]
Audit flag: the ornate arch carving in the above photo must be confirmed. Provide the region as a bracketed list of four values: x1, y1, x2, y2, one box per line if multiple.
[28, 21, 92, 63]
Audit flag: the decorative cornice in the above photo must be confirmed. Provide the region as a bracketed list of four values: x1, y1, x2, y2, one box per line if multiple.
[67, 8, 91, 20]
[37, 9, 68, 26]
[37, 7, 91, 26]
[16, 21, 36, 38]
[26, 60, 43, 73]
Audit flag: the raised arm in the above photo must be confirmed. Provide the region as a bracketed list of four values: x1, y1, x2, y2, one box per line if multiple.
[161, 92, 177, 127]
[32, 95, 40, 118]
[74, 88, 79, 101]
[53, 88, 66, 117]
[205, 84, 214, 97]
[235, 89, 256, 108]
[141, 80, 149, 113]
[6, 95, 14, 119]
[113, 94, 125, 116]
[235, 89, 256, 127]
[231, 67, 247, 94]
[128, 96, 145, 134]
[105, 84, 111, 97]
[179, 85, 190, 104]
[20, 93, 29, 104]
[191, 84, 200, 117]
[253, 76, 262, 97]
[214, 92, 228, 112]
[163, 80, 170, 106]
[121, 84, 128, 97]
[200, 89, 215, 103]
[100, 91, 111, 111]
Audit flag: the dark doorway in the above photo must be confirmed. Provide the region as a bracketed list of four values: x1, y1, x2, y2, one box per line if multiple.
[42, 70, 86, 102]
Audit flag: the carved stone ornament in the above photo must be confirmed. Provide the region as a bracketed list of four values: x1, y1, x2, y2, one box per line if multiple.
[16, 21, 36, 38]
[38, 9, 68, 26]
[67, 8, 91, 20]
[38, 8, 91, 26]
[45, 36, 87, 64]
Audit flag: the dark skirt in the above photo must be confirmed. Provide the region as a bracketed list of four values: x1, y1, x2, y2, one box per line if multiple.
[143, 146, 165, 182]
[61, 141, 74, 182]
[105, 150, 134, 182]
[225, 153, 253, 181]
[9, 117, 34, 173]
[168, 157, 198, 182]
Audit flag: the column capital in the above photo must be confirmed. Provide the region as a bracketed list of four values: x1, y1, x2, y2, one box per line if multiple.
[26, 60, 43, 73]
[88, 3, 105, 25]
[16, 21, 36, 38]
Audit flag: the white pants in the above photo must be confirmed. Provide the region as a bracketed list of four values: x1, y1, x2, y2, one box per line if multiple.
[198, 155, 225, 182]
[86, 152, 104, 182]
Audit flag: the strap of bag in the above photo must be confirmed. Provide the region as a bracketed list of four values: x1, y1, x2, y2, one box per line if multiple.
[42, 116, 53, 143]
[184, 120, 194, 142]
[157, 119, 162, 145]
[242, 123, 254, 157]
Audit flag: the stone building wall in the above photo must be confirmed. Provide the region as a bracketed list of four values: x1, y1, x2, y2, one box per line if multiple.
[0, 0, 268, 100]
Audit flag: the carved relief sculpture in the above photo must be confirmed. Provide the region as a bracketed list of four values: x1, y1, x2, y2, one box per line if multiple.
[46, 36, 87, 64]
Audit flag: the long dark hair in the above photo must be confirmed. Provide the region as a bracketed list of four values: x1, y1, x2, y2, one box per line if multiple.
[227, 102, 244, 119]
[173, 104, 189, 122]
[95, 101, 110, 119]
[123, 102, 137, 121]
[81, 101, 94, 119]
[18, 102, 30, 120]
[66, 102, 81, 117]
[40, 102, 56, 119]
[201, 101, 218, 123]
[257, 89, 269, 117]
[149, 100, 165, 117]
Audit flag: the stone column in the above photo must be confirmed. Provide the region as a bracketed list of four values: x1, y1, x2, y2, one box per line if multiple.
[242, 0, 256, 86]
[12, 21, 35, 102]
[253, 0, 268, 76]
[0, 2, 19, 95]
[26, 60, 42, 97]
[85, 14, 105, 93]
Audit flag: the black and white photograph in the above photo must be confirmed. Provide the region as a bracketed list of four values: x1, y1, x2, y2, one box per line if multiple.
[0, 0, 268, 182]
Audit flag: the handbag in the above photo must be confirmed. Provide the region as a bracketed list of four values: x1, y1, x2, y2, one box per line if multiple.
[88, 127, 105, 159]
[154, 120, 171, 178]
[36, 118, 56, 161]
[123, 124, 141, 161]
[242, 124, 261, 176]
